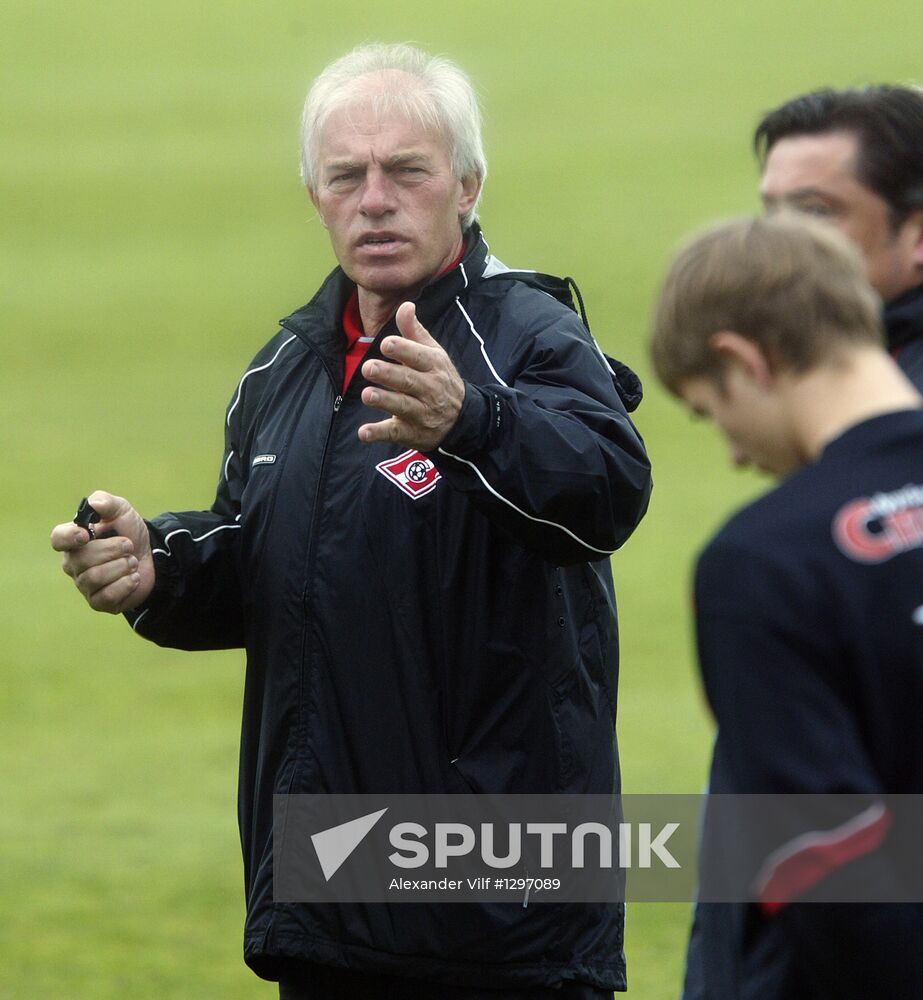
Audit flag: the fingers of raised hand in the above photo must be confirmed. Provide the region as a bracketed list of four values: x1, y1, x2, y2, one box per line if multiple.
[394, 301, 437, 343]
[361, 385, 421, 421]
[376, 337, 438, 373]
[362, 358, 426, 397]
[358, 390, 459, 448]
[358, 417, 404, 444]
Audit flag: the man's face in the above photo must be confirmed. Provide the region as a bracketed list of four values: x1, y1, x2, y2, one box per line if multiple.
[309, 99, 479, 303]
[680, 369, 801, 478]
[760, 131, 921, 302]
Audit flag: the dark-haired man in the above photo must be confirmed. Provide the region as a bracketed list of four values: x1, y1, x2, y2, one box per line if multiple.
[755, 85, 923, 387]
[651, 214, 923, 999]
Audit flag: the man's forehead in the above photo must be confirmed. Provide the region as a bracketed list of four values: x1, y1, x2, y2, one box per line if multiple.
[760, 131, 861, 196]
[318, 99, 447, 161]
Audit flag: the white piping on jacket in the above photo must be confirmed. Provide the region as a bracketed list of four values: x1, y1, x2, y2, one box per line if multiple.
[151, 522, 242, 558]
[437, 447, 615, 557]
[453, 299, 508, 387]
[226, 334, 297, 427]
[133, 522, 242, 632]
[590, 337, 617, 376]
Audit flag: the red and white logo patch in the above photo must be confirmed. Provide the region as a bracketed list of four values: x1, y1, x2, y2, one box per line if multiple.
[833, 484, 923, 563]
[376, 449, 441, 499]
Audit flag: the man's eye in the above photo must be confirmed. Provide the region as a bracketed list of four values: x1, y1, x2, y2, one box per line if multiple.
[798, 203, 834, 218]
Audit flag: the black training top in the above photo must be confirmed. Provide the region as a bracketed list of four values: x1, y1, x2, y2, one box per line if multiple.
[698, 408, 923, 798]
[686, 409, 923, 999]
[886, 281, 923, 392]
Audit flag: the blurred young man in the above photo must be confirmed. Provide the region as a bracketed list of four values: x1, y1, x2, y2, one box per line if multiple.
[50, 43, 651, 997]
[755, 85, 923, 388]
[651, 215, 923, 998]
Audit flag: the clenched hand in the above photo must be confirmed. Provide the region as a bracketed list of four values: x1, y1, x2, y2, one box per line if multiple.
[50, 491, 155, 613]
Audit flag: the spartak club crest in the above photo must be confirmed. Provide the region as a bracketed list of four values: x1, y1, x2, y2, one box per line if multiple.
[376, 449, 442, 499]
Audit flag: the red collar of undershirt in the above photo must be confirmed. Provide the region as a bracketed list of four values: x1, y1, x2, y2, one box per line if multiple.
[341, 245, 466, 344]
[342, 290, 367, 349]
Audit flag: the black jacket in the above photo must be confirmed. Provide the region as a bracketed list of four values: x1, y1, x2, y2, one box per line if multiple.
[126, 228, 652, 990]
[683, 411, 923, 1000]
[886, 281, 923, 392]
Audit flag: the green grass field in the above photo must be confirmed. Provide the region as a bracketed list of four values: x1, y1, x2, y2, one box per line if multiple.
[3, 1, 920, 996]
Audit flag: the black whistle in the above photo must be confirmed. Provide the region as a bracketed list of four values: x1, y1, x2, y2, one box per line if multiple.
[74, 497, 115, 540]
[74, 496, 101, 530]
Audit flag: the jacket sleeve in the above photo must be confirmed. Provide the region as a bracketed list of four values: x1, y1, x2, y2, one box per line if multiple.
[122, 410, 246, 650]
[120, 330, 296, 650]
[431, 305, 652, 565]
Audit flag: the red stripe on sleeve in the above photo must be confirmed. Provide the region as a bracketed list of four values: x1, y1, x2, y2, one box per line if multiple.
[754, 803, 892, 915]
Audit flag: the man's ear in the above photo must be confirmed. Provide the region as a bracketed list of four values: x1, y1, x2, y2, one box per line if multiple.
[708, 330, 775, 388]
[307, 188, 327, 229]
[457, 172, 482, 217]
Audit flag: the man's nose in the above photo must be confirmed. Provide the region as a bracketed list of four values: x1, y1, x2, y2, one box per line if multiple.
[359, 169, 396, 217]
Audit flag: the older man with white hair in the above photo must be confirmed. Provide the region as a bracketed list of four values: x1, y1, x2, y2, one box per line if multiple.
[51, 43, 651, 997]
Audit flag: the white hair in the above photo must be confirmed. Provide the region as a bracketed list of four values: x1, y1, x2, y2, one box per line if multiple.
[300, 43, 487, 230]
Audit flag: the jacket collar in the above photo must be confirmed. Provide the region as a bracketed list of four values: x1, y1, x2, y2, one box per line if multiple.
[885, 281, 923, 354]
[279, 224, 490, 372]
[413, 223, 489, 332]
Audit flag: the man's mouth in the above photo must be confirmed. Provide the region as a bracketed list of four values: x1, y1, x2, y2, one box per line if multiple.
[358, 233, 406, 251]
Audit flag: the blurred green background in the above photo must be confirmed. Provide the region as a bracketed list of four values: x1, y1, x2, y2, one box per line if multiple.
[3, 1, 920, 996]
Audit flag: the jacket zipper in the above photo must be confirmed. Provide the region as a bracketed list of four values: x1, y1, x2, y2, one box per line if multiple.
[279, 313, 388, 618]
[277, 320, 344, 761]
[301, 388, 342, 617]
[279, 314, 396, 753]
[282, 320, 344, 618]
